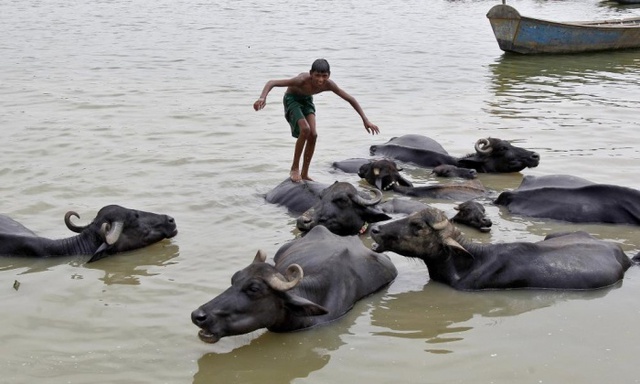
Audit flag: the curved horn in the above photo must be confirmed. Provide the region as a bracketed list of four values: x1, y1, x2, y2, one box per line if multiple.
[253, 249, 267, 263]
[351, 188, 383, 206]
[64, 211, 86, 233]
[444, 237, 471, 255]
[474, 138, 493, 154]
[102, 221, 124, 245]
[267, 264, 303, 292]
[430, 218, 449, 231]
[422, 207, 451, 231]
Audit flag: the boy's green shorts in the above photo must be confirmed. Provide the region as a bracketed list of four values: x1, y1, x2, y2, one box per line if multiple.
[283, 93, 315, 138]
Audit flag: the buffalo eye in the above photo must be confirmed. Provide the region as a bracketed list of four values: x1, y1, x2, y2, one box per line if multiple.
[409, 221, 424, 235]
[494, 145, 508, 154]
[244, 281, 265, 297]
[332, 196, 350, 209]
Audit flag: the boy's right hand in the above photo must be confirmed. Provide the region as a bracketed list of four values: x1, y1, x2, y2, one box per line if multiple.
[253, 98, 266, 111]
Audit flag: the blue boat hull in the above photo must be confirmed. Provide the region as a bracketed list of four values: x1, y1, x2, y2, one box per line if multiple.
[487, 4, 640, 54]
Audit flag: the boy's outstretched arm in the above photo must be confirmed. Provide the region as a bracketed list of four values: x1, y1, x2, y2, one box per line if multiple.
[253, 78, 297, 111]
[331, 83, 380, 135]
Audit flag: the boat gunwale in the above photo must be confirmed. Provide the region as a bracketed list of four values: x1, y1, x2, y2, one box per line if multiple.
[487, 4, 640, 29]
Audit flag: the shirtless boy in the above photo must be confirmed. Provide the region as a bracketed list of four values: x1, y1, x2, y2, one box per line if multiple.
[253, 59, 380, 182]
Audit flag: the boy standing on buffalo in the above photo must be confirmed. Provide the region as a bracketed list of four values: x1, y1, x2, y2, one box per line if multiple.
[253, 59, 379, 182]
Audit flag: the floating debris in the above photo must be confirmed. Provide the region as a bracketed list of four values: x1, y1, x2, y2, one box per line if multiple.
[13, 280, 20, 291]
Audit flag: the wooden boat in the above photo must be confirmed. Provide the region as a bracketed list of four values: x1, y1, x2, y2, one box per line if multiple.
[486, 2, 640, 54]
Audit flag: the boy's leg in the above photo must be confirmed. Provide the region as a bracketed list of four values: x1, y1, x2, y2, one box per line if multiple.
[290, 117, 312, 182]
[300, 114, 317, 181]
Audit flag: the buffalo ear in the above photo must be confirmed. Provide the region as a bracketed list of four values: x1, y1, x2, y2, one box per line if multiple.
[363, 208, 392, 223]
[457, 157, 483, 168]
[88, 243, 109, 263]
[283, 292, 329, 317]
[358, 163, 372, 178]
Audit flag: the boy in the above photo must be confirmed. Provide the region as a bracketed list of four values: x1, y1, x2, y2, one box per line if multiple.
[253, 59, 380, 182]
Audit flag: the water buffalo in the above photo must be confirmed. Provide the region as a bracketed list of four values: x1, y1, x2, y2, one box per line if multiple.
[296, 182, 391, 236]
[431, 164, 478, 179]
[191, 225, 398, 343]
[378, 198, 492, 233]
[332, 158, 371, 174]
[357, 159, 413, 191]
[494, 174, 640, 225]
[369, 134, 540, 173]
[451, 200, 492, 232]
[0, 205, 178, 262]
[335, 159, 477, 180]
[357, 159, 487, 201]
[264, 179, 330, 214]
[370, 206, 633, 290]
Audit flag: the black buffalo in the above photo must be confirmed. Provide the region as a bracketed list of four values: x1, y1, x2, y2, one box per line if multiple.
[370, 206, 633, 290]
[0, 205, 178, 262]
[495, 174, 640, 225]
[451, 200, 492, 232]
[334, 159, 478, 180]
[378, 198, 492, 233]
[357, 159, 487, 201]
[191, 225, 398, 343]
[332, 158, 371, 174]
[296, 182, 391, 236]
[264, 179, 330, 214]
[357, 159, 413, 191]
[370, 134, 540, 173]
[431, 164, 478, 179]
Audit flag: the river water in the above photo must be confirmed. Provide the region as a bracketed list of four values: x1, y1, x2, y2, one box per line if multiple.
[2, 0, 640, 383]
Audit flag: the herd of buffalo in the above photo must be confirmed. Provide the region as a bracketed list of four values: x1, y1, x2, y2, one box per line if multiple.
[192, 134, 640, 344]
[2, 134, 640, 345]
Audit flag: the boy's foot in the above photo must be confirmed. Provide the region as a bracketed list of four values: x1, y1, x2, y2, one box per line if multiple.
[290, 169, 302, 183]
[302, 175, 314, 181]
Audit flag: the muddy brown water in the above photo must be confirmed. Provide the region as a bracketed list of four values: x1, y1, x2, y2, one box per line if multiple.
[2, 0, 640, 383]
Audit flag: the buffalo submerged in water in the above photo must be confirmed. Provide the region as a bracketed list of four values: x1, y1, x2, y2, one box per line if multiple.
[191, 225, 398, 343]
[370, 205, 637, 290]
[295, 181, 391, 236]
[369, 134, 540, 173]
[0, 205, 178, 263]
[265, 179, 392, 236]
[356, 158, 488, 201]
[495, 174, 640, 226]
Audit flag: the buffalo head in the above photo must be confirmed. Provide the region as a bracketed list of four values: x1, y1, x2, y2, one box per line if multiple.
[431, 164, 477, 179]
[296, 182, 391, 236]
[191, 250, 327, 344]
[451, 200, 492, 232]
[358, 159, 413, 191]
[65, 205, 178, 262]
[370, 206, 468, 263]
[457, 138, 540, 173]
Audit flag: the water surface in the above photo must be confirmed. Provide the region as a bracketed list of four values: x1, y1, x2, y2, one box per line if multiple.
[2, 0, 640, 383]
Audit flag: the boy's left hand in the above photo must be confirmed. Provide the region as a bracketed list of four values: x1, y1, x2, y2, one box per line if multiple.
[364, 121, 380, 135]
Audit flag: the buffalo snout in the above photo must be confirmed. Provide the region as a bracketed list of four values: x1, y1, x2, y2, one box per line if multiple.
[191, 308, 207, 327]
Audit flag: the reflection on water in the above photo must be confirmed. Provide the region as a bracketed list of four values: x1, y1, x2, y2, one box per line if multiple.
[487, 51, 640, 119]
[370, 281, 617, 354]
[194, 331, 341, 384]
[0, 241, 179, 285]
[81, 242, 180, 285]
[192, 294, 373, 384]
[490, 50, 640, 93]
